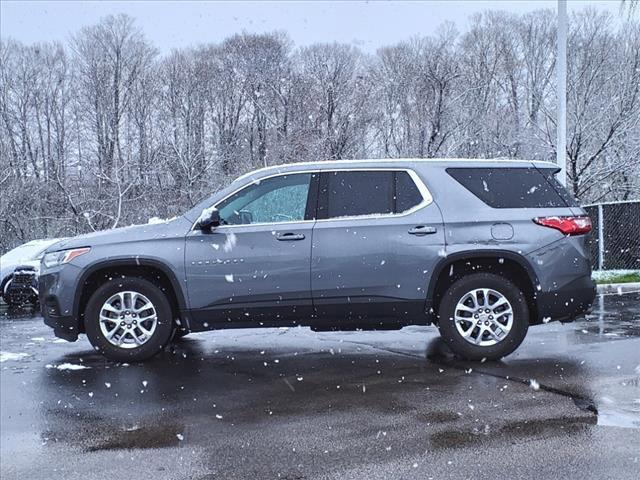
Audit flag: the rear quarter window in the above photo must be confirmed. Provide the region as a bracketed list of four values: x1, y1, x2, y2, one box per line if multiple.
[395, 171, 423, 213]
[447, 167, 578, 208]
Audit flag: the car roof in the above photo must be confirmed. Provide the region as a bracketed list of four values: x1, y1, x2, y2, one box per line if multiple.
[234, 158, 558, 182]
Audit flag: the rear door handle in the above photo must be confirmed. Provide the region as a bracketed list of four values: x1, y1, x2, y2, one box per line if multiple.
[408, 225, 437, 235]
[276, 232, 306, 241]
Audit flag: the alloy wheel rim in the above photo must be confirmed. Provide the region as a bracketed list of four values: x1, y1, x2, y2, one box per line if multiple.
[99, 291, 158, 349]
[454, 288, 513, 347]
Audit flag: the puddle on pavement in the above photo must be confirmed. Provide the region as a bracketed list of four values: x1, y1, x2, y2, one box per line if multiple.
[579, 322, 640, 340]
[9, 291, 639, 455]
[84, 422, 185, 452]
[427, 337, 640, 431]
[42, 408, 186, 452]
[597, 407, 640, 429]
[595, 391, 640, 429]
[429, 415, 596, 449]
[579, 293, 640, 340]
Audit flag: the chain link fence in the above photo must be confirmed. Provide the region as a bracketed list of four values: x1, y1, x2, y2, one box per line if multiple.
[583, 200, 640, 271]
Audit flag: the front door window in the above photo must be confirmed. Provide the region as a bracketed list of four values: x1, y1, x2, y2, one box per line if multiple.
[217, 173, 313, 225]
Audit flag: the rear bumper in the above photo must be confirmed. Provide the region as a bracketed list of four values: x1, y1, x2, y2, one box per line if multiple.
[536, 275, 596, 323]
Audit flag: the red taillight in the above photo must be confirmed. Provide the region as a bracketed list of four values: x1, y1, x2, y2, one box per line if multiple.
[533, 216, 592, 236]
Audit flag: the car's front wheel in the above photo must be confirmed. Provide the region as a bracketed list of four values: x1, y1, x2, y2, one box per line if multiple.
[437, 273, 529, 361]
[84, 277, 174, 362]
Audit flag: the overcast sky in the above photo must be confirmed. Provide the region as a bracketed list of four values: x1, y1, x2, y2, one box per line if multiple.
[1, 0, 626, 52]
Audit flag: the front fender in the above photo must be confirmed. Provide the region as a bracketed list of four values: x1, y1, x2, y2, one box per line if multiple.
[72, 256, 189, 326]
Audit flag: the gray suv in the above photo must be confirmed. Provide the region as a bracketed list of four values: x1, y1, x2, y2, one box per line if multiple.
[40, 159, 596, 362]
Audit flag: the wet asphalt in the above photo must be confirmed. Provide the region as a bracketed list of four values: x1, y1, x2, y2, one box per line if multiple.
[1, 293, 639, 480]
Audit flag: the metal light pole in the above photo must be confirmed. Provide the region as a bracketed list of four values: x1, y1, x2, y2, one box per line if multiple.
[557, 0, 567, 185]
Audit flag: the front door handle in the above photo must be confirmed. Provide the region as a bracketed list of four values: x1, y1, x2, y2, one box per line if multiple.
[276, 232, 306, 241]
[408, 225, 437, 235]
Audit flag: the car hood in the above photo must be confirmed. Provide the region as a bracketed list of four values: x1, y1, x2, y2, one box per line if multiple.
[46, 216, 192, 252]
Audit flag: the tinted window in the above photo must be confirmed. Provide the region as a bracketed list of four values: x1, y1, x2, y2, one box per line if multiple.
[322, 171, 394, 218]
[319, 170, 424, 219]
[447, 167, 578, 208]
[395, 171, 423, 213]
[540, 169, 580, 207]
[217, 173, 312, 225]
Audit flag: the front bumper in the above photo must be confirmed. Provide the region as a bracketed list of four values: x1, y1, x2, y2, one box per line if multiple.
[536, 275, 596, 323]
[43, 312, 79, 341]
[39, 268, 81, 341]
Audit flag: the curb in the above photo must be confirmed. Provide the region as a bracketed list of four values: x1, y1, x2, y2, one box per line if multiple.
[596, 282, 640, 294]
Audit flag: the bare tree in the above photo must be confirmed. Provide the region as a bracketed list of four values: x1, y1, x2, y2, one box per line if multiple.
[1, 8, 639, 250]
[563, 11, 640, 200]
[71, 14, 157, 228]
[297, 43, 370, 160]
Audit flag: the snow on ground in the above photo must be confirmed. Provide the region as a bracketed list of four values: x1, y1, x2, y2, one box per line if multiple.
[0, 351, 30, 362]
[45, 363, 91, 371]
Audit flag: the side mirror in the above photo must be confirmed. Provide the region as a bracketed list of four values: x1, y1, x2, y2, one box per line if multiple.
[197, 207, 220, 231]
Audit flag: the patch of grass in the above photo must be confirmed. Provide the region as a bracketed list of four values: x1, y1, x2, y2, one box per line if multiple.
[593, 271, 640, 284]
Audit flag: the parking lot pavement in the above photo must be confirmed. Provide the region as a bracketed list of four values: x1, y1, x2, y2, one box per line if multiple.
[1, 293, 639, 480]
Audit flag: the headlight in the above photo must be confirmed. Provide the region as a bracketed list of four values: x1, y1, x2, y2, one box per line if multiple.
[43, 247, 91, 268]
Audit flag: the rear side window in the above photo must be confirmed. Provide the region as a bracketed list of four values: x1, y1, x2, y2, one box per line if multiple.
[318, 170, 424, 219]
[322, 171, 394, 218]
[447, 167, 578, 208]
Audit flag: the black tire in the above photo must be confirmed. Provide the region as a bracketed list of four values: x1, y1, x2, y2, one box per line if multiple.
[84, 277, 174, 362]
[437, 273, 529, 361]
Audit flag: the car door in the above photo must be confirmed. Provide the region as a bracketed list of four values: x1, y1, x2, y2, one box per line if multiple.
[185, 172, 318, 328]
[311, 169, 445, 324]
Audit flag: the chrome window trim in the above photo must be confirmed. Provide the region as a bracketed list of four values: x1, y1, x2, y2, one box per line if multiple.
[191, 167, 433, 230]
[315, 168, 432, 223]
[233, 158, 555, 183]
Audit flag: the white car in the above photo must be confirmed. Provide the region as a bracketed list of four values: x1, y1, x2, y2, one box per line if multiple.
[1, 239, 62, 306]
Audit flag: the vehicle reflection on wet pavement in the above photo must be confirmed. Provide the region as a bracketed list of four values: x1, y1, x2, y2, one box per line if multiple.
[1, 293, 639, 479]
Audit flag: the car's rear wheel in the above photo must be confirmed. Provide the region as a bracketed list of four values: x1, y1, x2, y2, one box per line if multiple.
[438, 273, 529, 361]
[84, 277, 174, 362]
